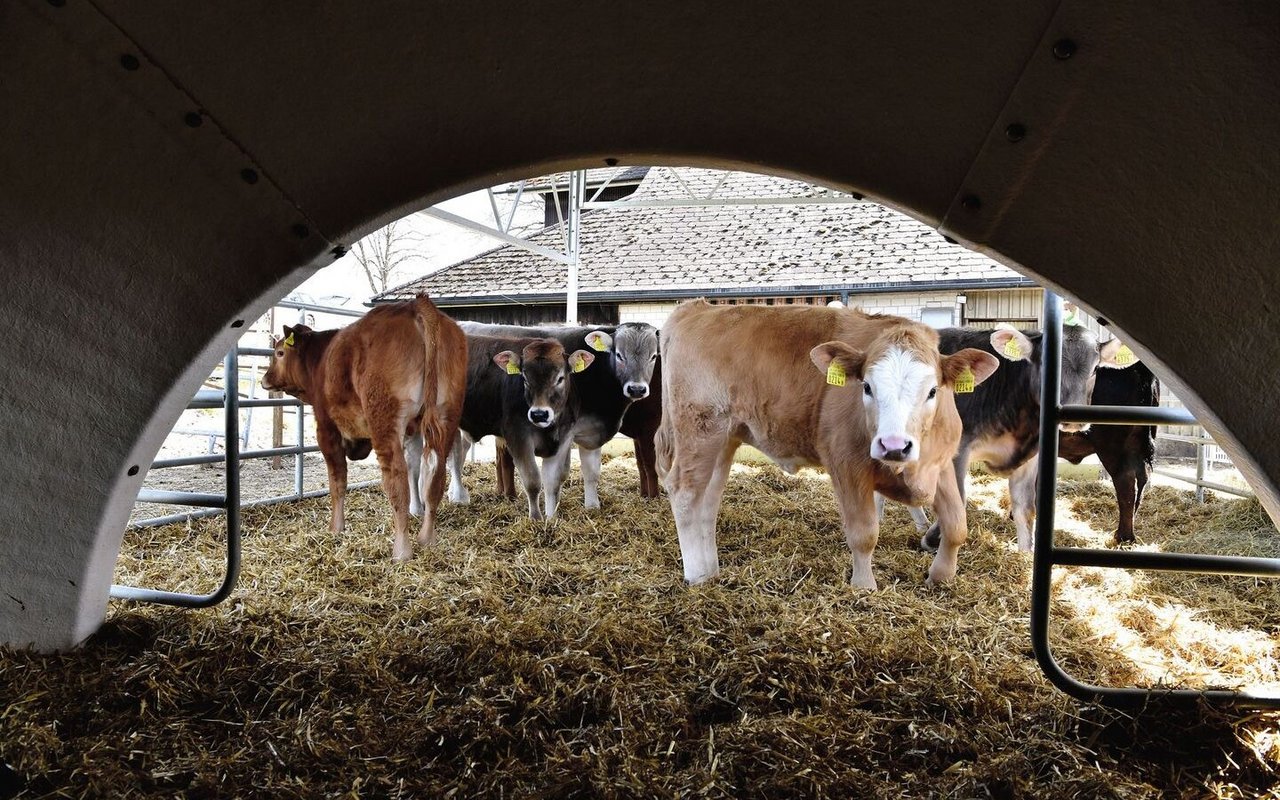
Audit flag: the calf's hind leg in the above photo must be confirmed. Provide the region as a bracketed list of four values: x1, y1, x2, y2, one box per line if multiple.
[1009, 459, 1038, 552]
[417, 432, 451, 548]
[404, 432, 424, 516]
[316, 418, 348, 534]
[369, 416, 414, 562]
[446, 432, 471, 505]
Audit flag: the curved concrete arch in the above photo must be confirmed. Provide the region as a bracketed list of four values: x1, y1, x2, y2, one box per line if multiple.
[2, 0, 1277, 649]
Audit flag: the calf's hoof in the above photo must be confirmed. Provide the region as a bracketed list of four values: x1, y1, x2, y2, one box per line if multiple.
[924, 563, 957, 587]
[408, 501, 423, 517]
[918, 529, 941, 553]
[392, 544, 413, 562]
[447, 488, 471, 505]
[683, 566, 720, 586]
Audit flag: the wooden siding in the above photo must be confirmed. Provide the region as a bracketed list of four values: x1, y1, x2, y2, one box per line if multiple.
[444, 303, 618, 326]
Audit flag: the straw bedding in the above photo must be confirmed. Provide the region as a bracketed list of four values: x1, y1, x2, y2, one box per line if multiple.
[2, 454, 1278, 798]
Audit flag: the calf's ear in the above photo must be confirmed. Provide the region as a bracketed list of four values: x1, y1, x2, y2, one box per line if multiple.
[989, 327, 1034, 362]
[568, 349, 595, 373]
[1098, 338, 1140, 369]
[584, 330, 613, 353]
[942, 349, 1000, 387]
[493, 351, 521, 375]
[809, 341, 866, 380]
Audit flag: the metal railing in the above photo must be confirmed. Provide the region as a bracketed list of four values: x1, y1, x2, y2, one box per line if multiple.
[1154, 425, 1253, 502]
[111, 300, 376, 607]
[1030, 290, 1280, 708]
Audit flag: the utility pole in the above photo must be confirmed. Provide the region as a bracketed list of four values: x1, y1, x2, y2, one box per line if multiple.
[566, 169, 584, 324]
[269, 307, 284, 469]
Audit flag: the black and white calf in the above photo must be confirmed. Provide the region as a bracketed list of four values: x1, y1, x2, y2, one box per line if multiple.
[452, 321, 660, 509]
[445, 334, 596, 519]
[1015, 357, 1159, 545]
[903, 324, 1132, 551]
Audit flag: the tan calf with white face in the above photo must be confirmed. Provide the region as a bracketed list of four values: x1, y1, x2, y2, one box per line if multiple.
[656, 300, 998, 589]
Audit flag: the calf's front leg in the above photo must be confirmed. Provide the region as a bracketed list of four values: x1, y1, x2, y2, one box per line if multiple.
[921, 447, 970, 552]
[833, 480, 879, 590]
[507, 440, 544, 521]
[541, 439, 576, 518]
[928, 458, 969, 585]
[579, 445, 603, 509]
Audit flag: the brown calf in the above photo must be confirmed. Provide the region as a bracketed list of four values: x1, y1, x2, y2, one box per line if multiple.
[656, 300, 998, 589]
[262, 296, 467, 561]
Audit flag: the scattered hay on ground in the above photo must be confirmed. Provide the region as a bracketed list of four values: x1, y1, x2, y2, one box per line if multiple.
[2, 458, 1279, 798]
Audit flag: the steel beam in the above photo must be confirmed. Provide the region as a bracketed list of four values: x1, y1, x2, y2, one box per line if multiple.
[418, 206, 571, 265]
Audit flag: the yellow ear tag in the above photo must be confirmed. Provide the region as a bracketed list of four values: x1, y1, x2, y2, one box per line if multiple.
[1115, 344, 1135, 366]
[505, 361, 521, 375]
[826, 362, 846, 387]
[954, 366, 976, 394]
[571, 354, 587, 373]
[283, 333, 295, 347]
[1003, 338, 1022, 359]
[587, 334, 609, 352]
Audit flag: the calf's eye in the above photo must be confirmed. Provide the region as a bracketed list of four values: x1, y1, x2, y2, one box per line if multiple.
[863, 383, 873, 398]
[928, 387, 937, 400]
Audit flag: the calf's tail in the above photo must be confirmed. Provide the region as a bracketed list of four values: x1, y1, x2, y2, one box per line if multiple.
[414, 294, 466, 448]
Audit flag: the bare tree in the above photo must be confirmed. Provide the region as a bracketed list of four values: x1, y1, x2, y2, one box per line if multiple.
[351, 220, 426, 295]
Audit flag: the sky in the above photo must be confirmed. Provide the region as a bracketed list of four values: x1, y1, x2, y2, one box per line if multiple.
[290, 187, 545, 309]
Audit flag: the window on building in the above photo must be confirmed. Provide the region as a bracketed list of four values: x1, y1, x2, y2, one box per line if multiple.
[919, 306, 954, 329]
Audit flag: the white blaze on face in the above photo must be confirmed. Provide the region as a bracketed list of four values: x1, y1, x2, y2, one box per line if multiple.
[861, 346, 939, 462]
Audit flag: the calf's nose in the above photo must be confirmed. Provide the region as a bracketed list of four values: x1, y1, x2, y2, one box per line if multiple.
[528, 408, 552, 426]
[875, 435, 914, 462]
[624, 382, 650, 399]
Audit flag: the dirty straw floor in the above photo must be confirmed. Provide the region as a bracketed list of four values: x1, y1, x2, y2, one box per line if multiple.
[3, 453, 1279, 798]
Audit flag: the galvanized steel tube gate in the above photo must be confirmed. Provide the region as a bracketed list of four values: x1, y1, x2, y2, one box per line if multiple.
[111, 301, 376, 608]
[1031, 291, 1280, 708]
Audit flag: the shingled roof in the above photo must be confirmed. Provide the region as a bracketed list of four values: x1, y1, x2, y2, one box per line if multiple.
[375, 168, 1031, 306]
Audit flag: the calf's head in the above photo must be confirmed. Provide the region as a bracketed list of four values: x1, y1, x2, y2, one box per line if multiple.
[493, 339, 595, 428]
[1058, 327, 1136, 431]
[590, 323, 659, 400]
[261, 325, 314, 398]
[811, 330, 999, 463]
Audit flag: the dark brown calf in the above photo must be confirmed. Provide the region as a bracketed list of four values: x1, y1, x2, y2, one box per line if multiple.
[262, 296, 467, 560]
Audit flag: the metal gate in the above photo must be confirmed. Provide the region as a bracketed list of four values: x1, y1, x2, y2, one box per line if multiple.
[111, 301, 377, 607]
[1030, 291, 1280, 708]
